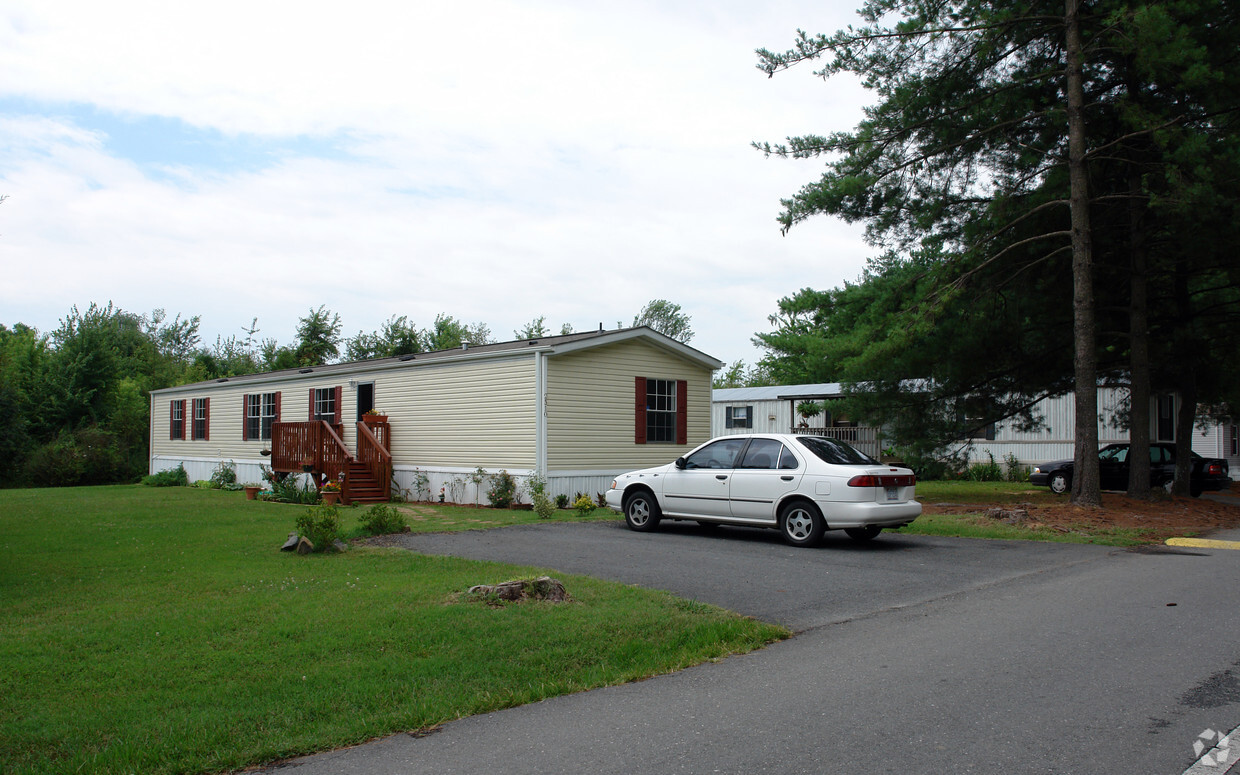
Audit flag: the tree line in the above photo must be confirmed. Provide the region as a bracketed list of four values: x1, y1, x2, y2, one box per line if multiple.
[0, 300, 692, 488]
[751, 0, 1240, 502]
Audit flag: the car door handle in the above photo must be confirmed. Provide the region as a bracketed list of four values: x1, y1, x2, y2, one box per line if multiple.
[716, 475, 728, 480]
[781, 476, 794, 481]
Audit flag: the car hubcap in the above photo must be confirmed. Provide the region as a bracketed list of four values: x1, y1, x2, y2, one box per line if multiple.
[785, 509, 813, 540]
[629, 500, 649, 526]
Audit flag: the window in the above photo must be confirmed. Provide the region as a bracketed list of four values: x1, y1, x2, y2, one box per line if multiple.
[169, 400, 185, 440]
[684, 438, 747, 469]
[797, 436, 876, 465]
[646, 379, 676, 443]
[738, 438, 784, 469]
[634, 377, 687, 445]
[310, 387, 341, 423]
[1156, 395, 1175, 441]
[725, 405, 753, 429]
[191, 398, 209, 441]
[244, 392, 279, 441]
[1230, 424, 1238, 457]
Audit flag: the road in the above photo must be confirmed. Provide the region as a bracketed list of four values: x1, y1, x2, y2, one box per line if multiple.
[259, 521, 1240, 774]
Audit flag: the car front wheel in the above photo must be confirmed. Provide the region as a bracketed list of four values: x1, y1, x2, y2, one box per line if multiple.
[623, 491, 661, 532]
[845, 526, 882, 541]
[1048, 472, 1070, 494]
[779, 501, 825, 547]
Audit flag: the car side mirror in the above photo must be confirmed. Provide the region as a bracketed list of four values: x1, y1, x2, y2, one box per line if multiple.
[674, 457, 687, 470]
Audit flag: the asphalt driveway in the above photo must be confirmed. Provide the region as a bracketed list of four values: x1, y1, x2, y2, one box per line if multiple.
[374, 519, 1113, 631]
[258, 520, 1240, 774]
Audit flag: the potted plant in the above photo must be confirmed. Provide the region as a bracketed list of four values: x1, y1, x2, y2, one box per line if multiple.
[362, 408, 388, 424]
[243, 483, 262, 500]
[321, 479, 342, 505]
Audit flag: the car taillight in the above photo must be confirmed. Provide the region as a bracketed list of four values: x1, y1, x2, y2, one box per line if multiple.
[847, 474, 916, 487]
[1207, 464, 1222, 476]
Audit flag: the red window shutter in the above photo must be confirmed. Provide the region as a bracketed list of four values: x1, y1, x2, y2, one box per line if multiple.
[676, 380, 687, 445]
[274, 391, 282, 422]
[309, 388, 315, 421]
[204, 397, 210, 441]
[334, 386, 343, 424]
[241, 394, 249, 441]
[170, 400, 176, 440]
[634, 377, 647, 444]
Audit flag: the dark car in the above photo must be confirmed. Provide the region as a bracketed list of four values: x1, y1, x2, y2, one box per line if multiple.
[1029, 443, 1231, 497]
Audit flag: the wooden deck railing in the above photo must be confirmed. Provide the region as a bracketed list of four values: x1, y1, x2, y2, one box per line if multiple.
[270, 421, 352, 487]
[356, 420, 392, 501]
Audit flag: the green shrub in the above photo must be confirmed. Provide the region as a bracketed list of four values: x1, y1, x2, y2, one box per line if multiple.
[487, 470, 517, 509]
[527, 474, 555, 519]
[23, 426, 124, 487]
[295, 506, 342, 551]
[966, 452, 1003, 482]
[1003, 453, 1029, 482]
[141, 464, 189, 487]
[265, 472, 320, 504]
[554, 493, 570, 509]
[209, 460, 239, 490]
[573, 494, 595, 516]
[359, 504, 408, 535]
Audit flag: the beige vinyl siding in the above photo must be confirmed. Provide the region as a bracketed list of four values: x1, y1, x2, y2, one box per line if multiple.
[376, 356, 537, 469]
[150, 378, 350, 465]
[545, 339, 712, 470]
[151, 354, 538, 472]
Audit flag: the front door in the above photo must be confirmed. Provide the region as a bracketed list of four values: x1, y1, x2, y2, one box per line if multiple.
[356, 382, 375, 422]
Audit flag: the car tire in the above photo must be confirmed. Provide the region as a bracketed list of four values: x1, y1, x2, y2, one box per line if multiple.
[779, 501, 825, 547]
[844, 526, 882, 541]
[623, 491, 661, 532]
[1048, 472, 1070, 494]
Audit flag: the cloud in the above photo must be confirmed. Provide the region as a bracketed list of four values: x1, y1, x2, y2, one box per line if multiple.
[0, 1, 874, 365]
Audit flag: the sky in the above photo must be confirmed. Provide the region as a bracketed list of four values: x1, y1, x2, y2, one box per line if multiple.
[0, 1, 875, 369]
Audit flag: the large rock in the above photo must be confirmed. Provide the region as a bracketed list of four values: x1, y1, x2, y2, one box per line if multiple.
[280, 533, 299, 551]
[296, 537, 315, 555]
[468, 576, 569, 603]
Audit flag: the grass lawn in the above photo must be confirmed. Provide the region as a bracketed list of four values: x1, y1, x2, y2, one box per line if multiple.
[0, 486, 787, 775]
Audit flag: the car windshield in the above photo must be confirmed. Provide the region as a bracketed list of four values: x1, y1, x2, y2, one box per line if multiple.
[796, 436, 877, 465]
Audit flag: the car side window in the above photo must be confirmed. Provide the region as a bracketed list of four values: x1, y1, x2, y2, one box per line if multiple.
[738, 438, 782, 469]
[684, 439, 747, 469]
[777, 445, 800, 470]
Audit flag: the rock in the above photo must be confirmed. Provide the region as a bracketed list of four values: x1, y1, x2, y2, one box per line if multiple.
[296, 537, 315, 555]
[281, 533, 300, 551]
[985, 507, 1030, 523]
[330, 539, 348, 553]
[468, 576, 569, 603]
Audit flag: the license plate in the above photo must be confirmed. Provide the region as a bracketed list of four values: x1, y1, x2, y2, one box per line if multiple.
[885, 486, 899, 501]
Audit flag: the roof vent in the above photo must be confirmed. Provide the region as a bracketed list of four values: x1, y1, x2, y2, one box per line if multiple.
[299, 368, 313, 373]
[461, 341, 469, 351]
[528, 339, 538, 345]
[399, 353, 416, 361]
[598, 322, 603, 331]
[216, 378, 229, 382]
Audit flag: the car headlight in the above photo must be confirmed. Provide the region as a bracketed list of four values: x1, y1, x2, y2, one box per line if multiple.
[609, 479, 618, 490]
[1032, 466, 1042, 474]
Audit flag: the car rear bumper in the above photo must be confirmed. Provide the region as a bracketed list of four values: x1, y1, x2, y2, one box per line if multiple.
[818, 499, 922, 529]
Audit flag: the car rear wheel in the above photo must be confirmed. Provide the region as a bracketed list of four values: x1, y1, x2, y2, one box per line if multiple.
[1048, 472, 1070, 494]
[844, 526, 882, 541]
[623, 491, 661, 532]
[779, 501, 824, 547]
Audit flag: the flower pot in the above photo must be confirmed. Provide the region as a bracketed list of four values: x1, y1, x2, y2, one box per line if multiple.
[322, 491, 340, 506]
[244, 486, 261, 500]
[363, 415, 388, 425]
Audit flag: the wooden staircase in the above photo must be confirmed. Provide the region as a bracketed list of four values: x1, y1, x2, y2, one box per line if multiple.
[344, 461, 388, 504]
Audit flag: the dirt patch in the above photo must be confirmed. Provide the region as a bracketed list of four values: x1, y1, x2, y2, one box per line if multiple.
[922, 484, 1240, 541]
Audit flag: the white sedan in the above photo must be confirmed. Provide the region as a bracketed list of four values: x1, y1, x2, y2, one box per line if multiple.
[605, 433, 921, 546]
